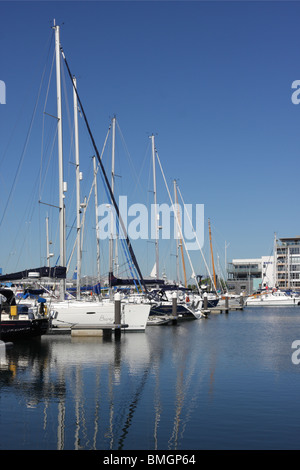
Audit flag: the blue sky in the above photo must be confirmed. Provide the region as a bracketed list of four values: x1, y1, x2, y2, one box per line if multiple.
[0, 1, 300, 284]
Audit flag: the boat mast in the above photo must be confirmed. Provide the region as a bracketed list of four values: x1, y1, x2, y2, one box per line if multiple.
[73, 76, 81, 300]
[109, 116, 116, 298]
[93, 156, 101, 290]
[53, 20, 66, 300]
[273, 232, 277, 288]
[173, 180, 187, 287]
[150, 134, 159, 280]
[208, 218, 217, 292]
[173, 180, 180, 285]
[46, 215, 53, 268]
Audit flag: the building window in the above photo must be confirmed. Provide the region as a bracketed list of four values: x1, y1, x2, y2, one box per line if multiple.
[290, 265, 300, 272]
[291, 273, 300, 279]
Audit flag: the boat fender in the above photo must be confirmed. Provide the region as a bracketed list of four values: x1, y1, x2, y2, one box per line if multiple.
[186, 296, 190, 303]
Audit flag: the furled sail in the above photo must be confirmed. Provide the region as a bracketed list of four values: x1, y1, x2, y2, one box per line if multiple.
[0, 266, 66, 282]
[109, 273, 164, 287]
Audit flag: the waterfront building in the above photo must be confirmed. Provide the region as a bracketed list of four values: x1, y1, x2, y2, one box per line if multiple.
[227, 236, 300, 294]
[275, 236, 300, 291]
[227, 256, 274, 295]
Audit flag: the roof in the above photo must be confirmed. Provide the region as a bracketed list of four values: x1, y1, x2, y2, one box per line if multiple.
[279, 236, 300, 242]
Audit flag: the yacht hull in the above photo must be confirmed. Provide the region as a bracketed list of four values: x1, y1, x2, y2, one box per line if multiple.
[150, 303, 196, 320]
[245, 293, 300, 306]
[50, 300, 150, 331]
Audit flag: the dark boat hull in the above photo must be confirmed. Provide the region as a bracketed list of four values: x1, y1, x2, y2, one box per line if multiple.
[0, 318, 49, 341]
[150, 303, 196, 320]
[207, 299, 219, 308]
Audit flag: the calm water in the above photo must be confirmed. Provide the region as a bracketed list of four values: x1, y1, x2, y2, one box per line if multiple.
[1, 306, 300, 451]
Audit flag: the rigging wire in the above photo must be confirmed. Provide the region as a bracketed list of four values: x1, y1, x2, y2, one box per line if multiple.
[0, 30, 54, 172]
[60, 46, 147, 293]
[155, 150, 201, 295]
[115, 120, 149, 201]
[176, 185, 215, 290]
[0, 38, 53, 231]
[2, 32, 56, 272]
[39, 46, 56, 200]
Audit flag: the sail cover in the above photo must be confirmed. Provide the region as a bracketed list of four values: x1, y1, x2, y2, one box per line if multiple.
[109, 273, 164, 287]
[0, 266, 66, 282]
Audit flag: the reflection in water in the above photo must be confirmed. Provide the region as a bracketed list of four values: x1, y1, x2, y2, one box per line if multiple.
[0, 324, 207, 450]
[1, 308, 300, 450]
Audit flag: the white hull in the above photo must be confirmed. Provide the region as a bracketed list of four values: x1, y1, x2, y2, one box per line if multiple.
[245, 292, 300, 307]
[49, 300, 150, 331]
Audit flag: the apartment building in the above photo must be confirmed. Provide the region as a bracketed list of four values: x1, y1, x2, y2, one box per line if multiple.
[227, 236, 300, 294]
[275, 236, 300, 291]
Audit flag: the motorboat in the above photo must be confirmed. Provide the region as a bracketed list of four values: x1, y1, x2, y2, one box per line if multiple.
[245, 289, 300, 306]
[0, 288, 49, 341]
[148, 288, 204, 320]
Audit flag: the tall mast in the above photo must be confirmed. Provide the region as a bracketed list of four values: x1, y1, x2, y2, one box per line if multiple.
[109, 116, 116, 298]
[173, 180, 180, 285]
[151, 134, 159, 280]
[208, 218, 217, 292]
[46, 215, 53, 268]
[174, 180, 187, 287]
[53, 20, 66, 300]
[273, 232, 277, 288]
[73, 76, 81, 300]
[93, 156, 101, 289]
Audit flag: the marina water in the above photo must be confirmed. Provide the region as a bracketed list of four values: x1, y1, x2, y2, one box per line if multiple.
[1, 306, 300, 450]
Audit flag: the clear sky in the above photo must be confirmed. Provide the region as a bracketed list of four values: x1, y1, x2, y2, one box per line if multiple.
[0, 0, 300, 284]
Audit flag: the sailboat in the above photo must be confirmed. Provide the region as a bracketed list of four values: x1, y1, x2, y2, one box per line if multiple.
[187, 219, 219, 309]
[42, 22, 151, 332]
[146, 142, 204, 321]
[171, 185, 221, 310]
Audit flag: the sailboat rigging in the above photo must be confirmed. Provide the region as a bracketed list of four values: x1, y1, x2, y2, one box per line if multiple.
[151, 134, 159, 282]
[32, 22, 151, 331]
[59, 43, 148, 296]
[173, 179, 187, 288]
[208, 218, 217, 293]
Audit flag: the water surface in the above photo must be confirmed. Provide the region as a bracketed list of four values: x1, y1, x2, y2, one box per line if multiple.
[1, 306, 300, 450]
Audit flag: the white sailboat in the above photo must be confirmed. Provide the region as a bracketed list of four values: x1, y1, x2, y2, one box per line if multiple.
[148, 149, 207, 319]
[49, 296, 150, 331]
[48, 22, 150, 331]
